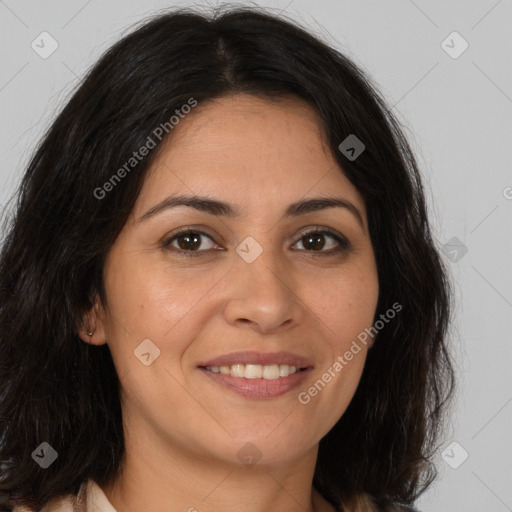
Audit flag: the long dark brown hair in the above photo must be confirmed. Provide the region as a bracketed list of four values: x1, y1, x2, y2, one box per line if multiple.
[0, 5, 455, 511]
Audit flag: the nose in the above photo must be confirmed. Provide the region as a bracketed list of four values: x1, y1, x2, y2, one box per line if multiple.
[222, 250, 306, 335]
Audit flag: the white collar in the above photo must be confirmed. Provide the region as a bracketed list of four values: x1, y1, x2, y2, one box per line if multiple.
[36, 479, 117, 512]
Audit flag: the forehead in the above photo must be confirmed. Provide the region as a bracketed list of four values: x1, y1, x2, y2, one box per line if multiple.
[134, 94, 365, 218]
[158, 94, 331, 165]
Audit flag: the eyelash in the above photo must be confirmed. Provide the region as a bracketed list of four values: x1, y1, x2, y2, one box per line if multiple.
[160, 226, 351, 258]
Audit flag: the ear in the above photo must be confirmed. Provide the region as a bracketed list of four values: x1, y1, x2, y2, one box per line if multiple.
[77, 295, 108, 346]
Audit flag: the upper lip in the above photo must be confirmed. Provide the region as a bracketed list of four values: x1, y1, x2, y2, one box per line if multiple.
[197, 351, 314, 369]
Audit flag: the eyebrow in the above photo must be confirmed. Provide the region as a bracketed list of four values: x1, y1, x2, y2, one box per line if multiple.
[137, 194, 365, 229]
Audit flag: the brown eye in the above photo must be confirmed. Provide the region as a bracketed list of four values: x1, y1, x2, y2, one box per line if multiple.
[162, 229, 216, 256]
[293, 229, 350, 254]
[161, 227, 350, 258]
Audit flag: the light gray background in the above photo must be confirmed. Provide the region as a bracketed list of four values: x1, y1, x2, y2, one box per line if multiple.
[1, 1, 511, 511]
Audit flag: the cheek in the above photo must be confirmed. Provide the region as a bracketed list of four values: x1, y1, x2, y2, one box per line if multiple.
[307, 264, 379, 346]
[296, 276, 377, 435]
[103, 253, 182, 332]
[297, 262, 378, 410]
[101, 251, 223, 364]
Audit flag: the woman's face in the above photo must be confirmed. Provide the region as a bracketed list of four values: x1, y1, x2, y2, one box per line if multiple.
[91, 94, 379, 468]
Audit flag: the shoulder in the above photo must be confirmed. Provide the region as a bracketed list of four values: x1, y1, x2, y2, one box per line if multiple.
[9, 494, 77, 512]
[362, 495, 419, 512]
[363, 492, 421, 512]
[332, 492, 420, 512]
[7, 479, 90, 512]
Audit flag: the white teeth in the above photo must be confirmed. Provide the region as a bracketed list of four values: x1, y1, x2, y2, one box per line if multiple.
[262, 364, 280, 380]
[231, 364, 245, 377]
[205, 364, 299, 379]
[245, 364, 262, 379]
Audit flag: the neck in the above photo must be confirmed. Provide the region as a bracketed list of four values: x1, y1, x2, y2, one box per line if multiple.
[101, 426, 333, 512]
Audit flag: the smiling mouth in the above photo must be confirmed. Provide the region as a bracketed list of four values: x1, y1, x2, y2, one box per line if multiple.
[200, 363, 309, 380]
[198, 364, 312, 399]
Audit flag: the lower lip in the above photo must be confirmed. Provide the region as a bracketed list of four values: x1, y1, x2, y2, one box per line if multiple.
[198, 367, 312, 399]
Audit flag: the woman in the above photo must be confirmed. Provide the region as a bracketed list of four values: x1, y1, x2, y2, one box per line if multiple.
[0, 6, 455, 512]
